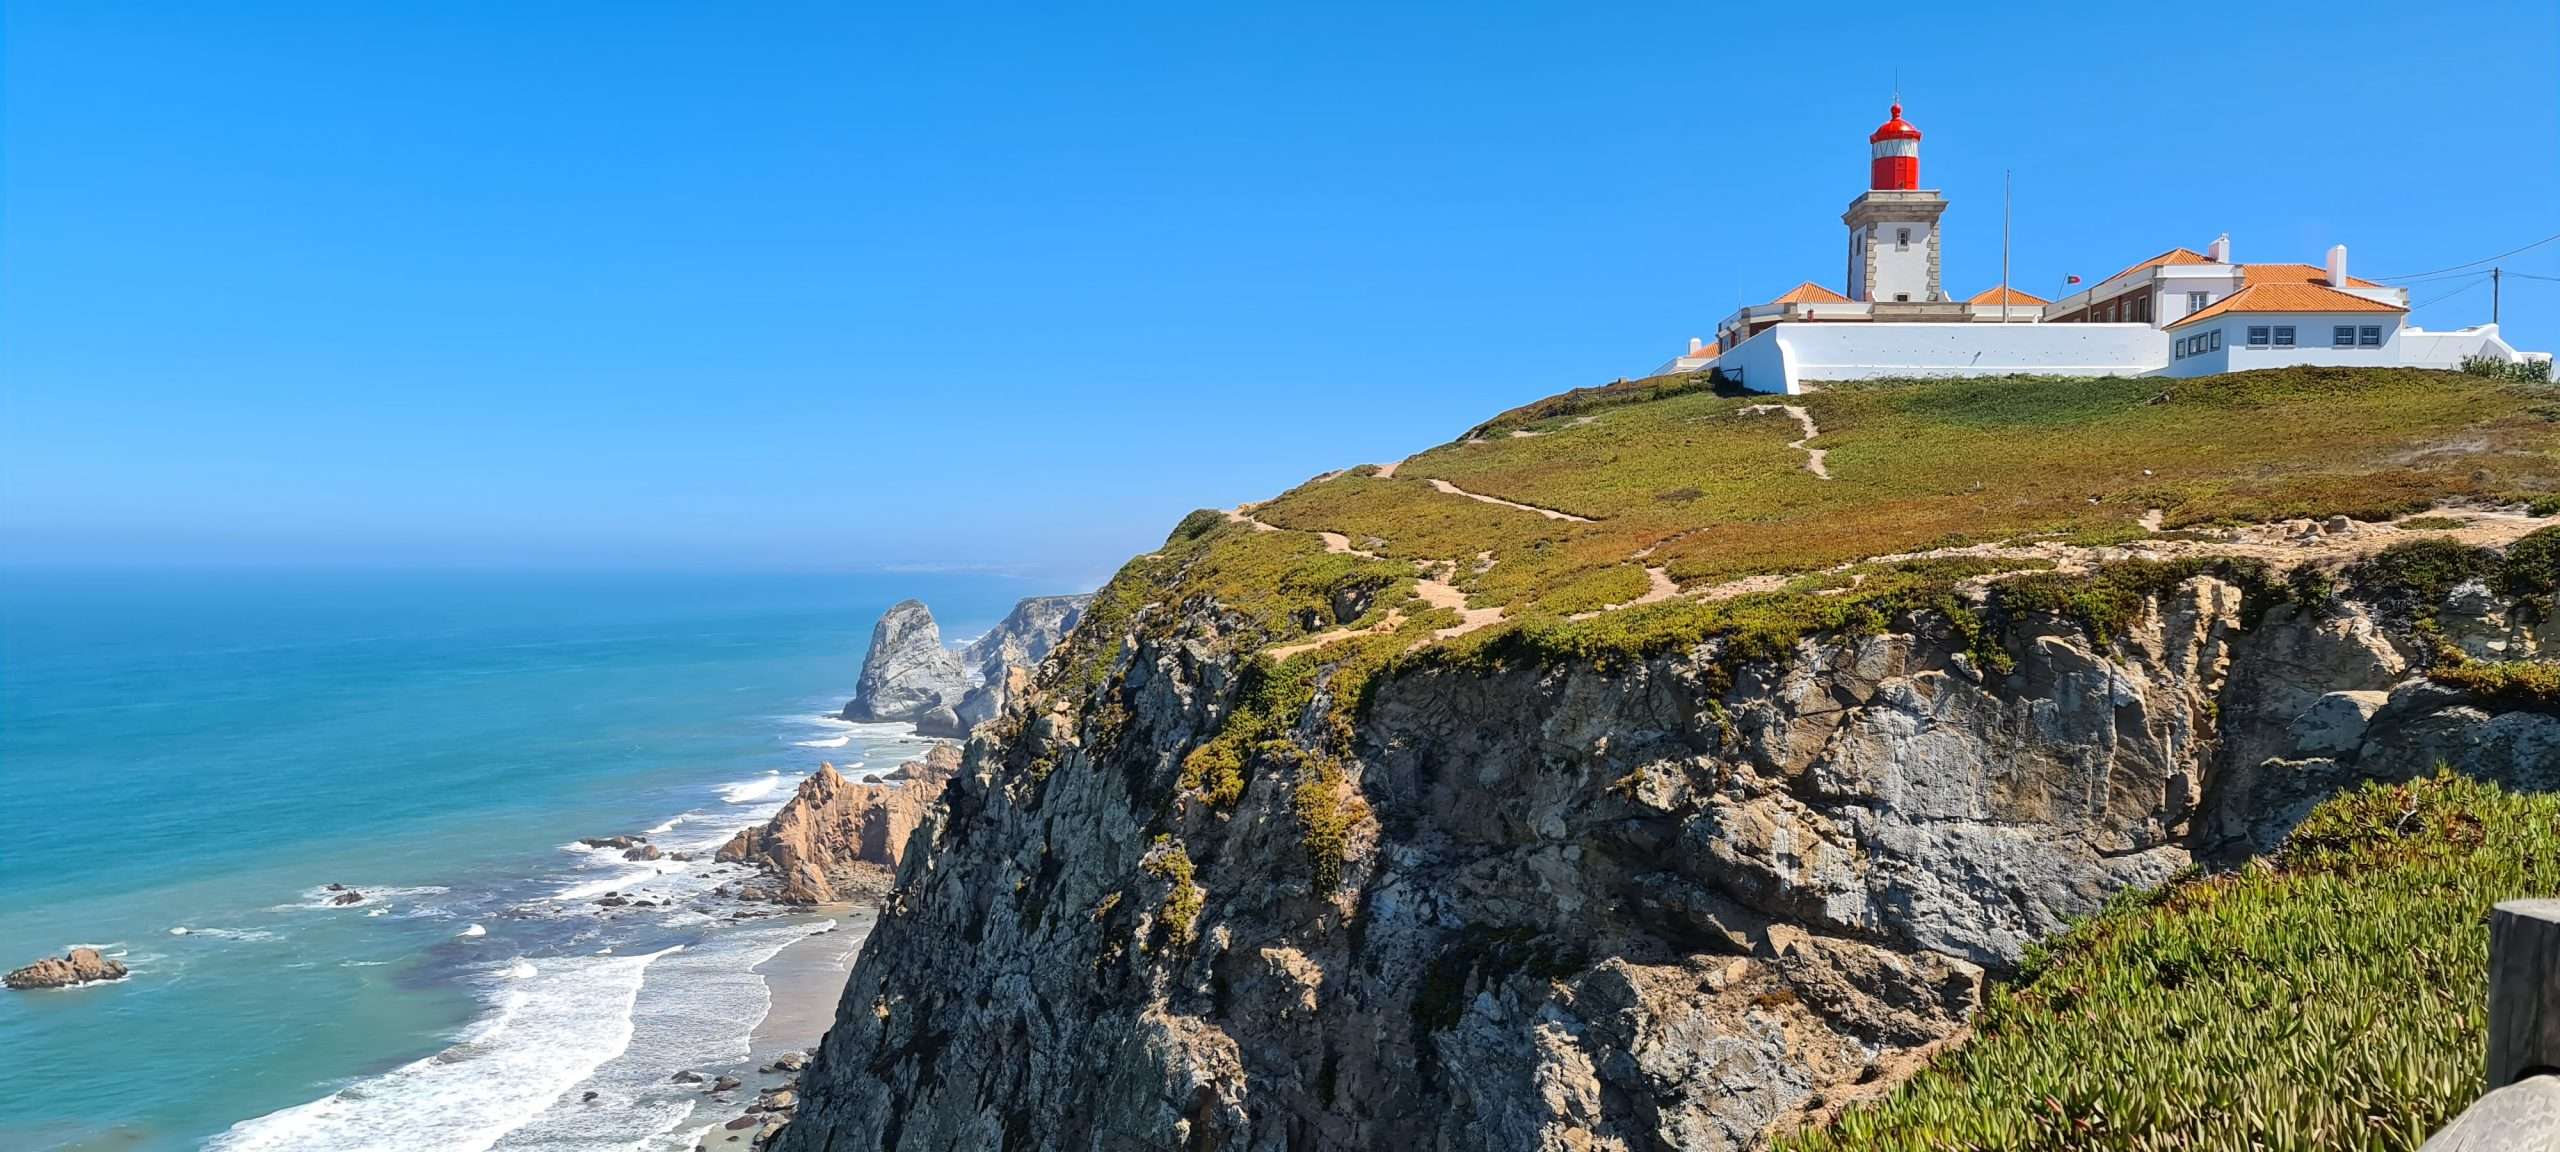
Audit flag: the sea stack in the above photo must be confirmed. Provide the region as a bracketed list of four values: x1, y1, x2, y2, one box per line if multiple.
[840, 600, 969, 724]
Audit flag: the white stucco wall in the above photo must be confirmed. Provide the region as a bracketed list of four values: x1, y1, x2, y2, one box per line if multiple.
[1715, 322, 2167, 395]
[2163, 312, 2404, 378]
[2399, 324, 2525, 368]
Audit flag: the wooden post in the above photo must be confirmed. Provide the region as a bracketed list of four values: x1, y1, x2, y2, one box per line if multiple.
[2489, 898, 2560, 1089]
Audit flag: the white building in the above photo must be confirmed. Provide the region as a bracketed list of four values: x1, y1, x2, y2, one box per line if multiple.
[1665, 103, 2543, 394]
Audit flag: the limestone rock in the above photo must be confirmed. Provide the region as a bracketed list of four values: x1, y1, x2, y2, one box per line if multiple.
[6, 948, 128, 990]
[841, 601, 969, 723]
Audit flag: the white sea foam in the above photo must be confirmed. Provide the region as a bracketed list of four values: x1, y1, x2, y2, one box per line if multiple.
[718, 773, 784, 804]
[488, 923, 826, 1151]
[460, 924, 487, 938]
[281, 885, 450, 911]
[791, 735, 851, 748]
[548, 861, 686, 903]
[208, 948, 677, 1152]
[186, 927, 281, 943]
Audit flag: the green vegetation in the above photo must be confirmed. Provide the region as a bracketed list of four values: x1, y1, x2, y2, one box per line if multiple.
[2430, 658, 2560, 710]
[1257, 367, 2558, 621]
[1140, 835, 1201, 952]
[2461, 352, 2555, 383]
[2393, 515, 2470, 531]
[1779, 774, 2560, 1152]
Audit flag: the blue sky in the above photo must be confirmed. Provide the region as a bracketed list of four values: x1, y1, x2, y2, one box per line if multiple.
[6, 2, 2556, 586]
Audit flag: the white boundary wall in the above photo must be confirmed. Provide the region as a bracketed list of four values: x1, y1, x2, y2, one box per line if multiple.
[1714, 322, 2167, 396]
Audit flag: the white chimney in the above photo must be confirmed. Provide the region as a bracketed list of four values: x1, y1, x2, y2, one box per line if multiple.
[1689, 337, 1704, 355]
[2326, 244, 2349, 287]
[2208, 233, 2231, 263]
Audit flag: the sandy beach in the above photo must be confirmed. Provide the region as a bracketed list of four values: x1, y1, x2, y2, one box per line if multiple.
[692, 904, 875, 1150]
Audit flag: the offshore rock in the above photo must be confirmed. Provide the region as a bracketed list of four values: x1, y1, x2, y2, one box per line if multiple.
[7, 948, 128, 990]
[718, 745, 963, 904]
[842, 600, 969, 724]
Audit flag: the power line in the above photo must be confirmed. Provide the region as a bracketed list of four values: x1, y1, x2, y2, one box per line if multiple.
[2408, 274, 2491, 311]
[2368, 231, 2560, 282]
[2504, 270, 2560, 283]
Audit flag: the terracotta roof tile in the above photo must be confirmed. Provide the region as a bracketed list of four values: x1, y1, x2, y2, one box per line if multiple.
[2163, 282, 2406, 330]
[2104, 247, 2210, 285]
[1966, 286, 2049, 306]
[1769, 281, 1850, 305]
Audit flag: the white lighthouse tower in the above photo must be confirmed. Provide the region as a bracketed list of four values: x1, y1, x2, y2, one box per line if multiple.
[1842, 102, 1951, 311]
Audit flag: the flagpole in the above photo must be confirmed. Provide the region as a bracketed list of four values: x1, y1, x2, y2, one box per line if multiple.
[2001, 169, 2012, 323]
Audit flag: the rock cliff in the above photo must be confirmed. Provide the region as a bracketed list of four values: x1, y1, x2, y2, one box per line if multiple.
[718, 744, 963, 904]
[775, 539, 2557, 1151]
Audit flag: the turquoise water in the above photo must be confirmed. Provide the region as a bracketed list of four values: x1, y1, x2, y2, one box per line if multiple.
[0, 570, 1041, 1151]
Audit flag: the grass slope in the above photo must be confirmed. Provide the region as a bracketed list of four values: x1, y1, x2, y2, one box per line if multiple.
[1777, 775, 2560, 1152]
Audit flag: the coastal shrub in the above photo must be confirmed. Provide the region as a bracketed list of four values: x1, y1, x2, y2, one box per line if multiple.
[2461, 353, 2554, 383]
[2498, 525, 2560, 610]
[2429, 658, 2560, 711]
[1779, 774, 2560, 1152]
[1291, 750, 1363, 895]
[2394, 515, 2470, 531]
[2347, 539, 2498, 619]
[1999, 557, 2271, 645]
[1139, 835, 1201, 952]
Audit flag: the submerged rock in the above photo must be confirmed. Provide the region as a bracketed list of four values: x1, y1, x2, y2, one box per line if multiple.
[6, 948, 128, 990]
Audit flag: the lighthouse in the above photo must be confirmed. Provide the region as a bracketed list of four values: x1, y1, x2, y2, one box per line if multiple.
[1842, 102, 1949, 307]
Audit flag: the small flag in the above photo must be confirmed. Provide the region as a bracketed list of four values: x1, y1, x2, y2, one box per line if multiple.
[2066, 275, 2082, 284]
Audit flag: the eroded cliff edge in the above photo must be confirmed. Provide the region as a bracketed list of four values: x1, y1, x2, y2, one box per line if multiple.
[774, 534, 2555, 1152]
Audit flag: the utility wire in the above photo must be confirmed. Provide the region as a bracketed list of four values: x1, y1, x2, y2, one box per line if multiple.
[2368, 231, 2560, 281]
[2408, 275, 2491, 311]
[2503, 270, 2560, 283]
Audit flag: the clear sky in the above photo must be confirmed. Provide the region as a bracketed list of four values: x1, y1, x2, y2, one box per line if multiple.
[6, 2, 2556, 586]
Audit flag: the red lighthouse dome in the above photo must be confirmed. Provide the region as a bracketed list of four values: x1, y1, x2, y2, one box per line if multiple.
[1868, 103, 1922, 191]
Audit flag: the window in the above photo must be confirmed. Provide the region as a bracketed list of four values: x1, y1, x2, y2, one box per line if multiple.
[2247, 326, 2271, 347]
[2274, 326, 2295, 347]
[2209, 330, 2222, 351]
[2187, 291, 2210, 314]
[2359, 325, 2383, 347]
[2174, 338, 2187, 359]
[1896, 228, 1911, 251]
[1893, 293, 1909, 302]
[2334, 326, 2357, 348]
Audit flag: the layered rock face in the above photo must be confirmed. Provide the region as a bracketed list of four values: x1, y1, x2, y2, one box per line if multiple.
[842, 601, 971, 725]
[718, 744, 963, 904]
[776, 570, 2555, 1152]
[6, 948, 127, 990]
[842, 595, 1091, 736]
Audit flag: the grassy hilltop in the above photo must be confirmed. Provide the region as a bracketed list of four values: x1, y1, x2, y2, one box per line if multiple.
[1076, 367, 2559, 684]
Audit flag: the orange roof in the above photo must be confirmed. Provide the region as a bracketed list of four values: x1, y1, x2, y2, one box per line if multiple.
[2103, 247, 2210, 286]
[2239, 262, 2382, 289]
[2163, 282, 2407, 330]
[1769, 281, 1850, 305]
[1966, 286, 2049, 306]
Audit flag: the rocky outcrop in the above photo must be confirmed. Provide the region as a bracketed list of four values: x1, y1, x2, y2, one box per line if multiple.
[842, 601, 971, 724]
[843, 595, 1091, 736]
[7, 948, 128, 990]
[776, 552, 2558, 1151]
[718, 744, 963, 904]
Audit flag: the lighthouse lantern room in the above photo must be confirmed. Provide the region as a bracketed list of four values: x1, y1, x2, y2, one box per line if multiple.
[1842, 102, 1950, 307]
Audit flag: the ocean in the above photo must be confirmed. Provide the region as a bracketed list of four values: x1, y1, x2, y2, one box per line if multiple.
[0, 569, 1049, 1151]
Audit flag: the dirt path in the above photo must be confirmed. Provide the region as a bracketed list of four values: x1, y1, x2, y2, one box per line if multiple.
[1680, 509, 2553, 603]
[1423, 478, 1595, 523]
[1565, 566, 1681, 621]
[1738, 404, 1830, 480]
